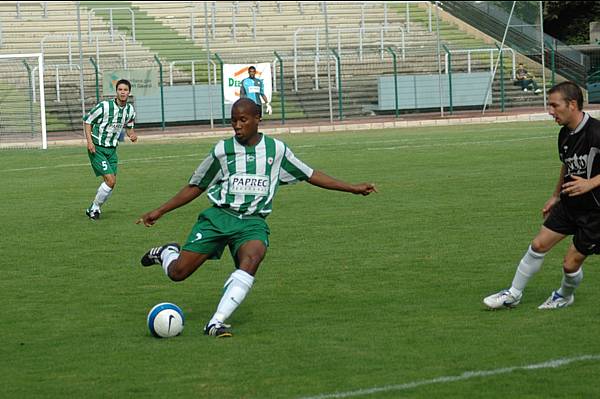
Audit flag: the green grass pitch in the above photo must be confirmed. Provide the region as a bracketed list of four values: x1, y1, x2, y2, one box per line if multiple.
[2, 121, 600, 398]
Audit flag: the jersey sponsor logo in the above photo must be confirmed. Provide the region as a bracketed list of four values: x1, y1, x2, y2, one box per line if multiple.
[228, 173, 270, 196]
[246, 154, 255, 162]
[168, 315, 175, 333]
[106, 122, 123, 134]
[248, 86, 261, 94]
[564, 153, 587, 175]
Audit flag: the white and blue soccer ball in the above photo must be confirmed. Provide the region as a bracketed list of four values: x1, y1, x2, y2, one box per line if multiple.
[147, 302, 185, 338]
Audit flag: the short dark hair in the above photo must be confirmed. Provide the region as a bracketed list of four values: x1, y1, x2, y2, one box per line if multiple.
[233, 98, 261, 116]
[548, 81, 583, 110]
[248, 66, 256, 71]
[115, 79, 131, 91]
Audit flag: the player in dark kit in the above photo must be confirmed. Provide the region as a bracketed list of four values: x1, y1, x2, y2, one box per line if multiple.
[484, 81, 600, 309]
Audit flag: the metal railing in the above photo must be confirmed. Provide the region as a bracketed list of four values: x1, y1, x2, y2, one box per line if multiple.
[290, 53, 339, 92]
[16, 1, 48, 19]
[88, 7, 136, 44]
[190, 3, 257, 41]
[293, 24, 405, 91]
[168, 59, 217, 86]
[295, 1, 432, 32]
[438, 1, 587, 86]
[444, 47, 516, 79]
[188, 1, 427, 44]
[30, 63, 80, 103]
[40, 33, 127, 70]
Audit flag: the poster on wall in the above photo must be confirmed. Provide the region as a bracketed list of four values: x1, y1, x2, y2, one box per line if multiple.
[222, 63, 272, 104]
[102, 69, 159, 97]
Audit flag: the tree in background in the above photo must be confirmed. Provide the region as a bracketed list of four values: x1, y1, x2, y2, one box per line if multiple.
[544, 1, 600, 45]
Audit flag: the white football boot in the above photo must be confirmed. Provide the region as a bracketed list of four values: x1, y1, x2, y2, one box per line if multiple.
[483, 289, 521, 309]
[538, 291, 574, 309]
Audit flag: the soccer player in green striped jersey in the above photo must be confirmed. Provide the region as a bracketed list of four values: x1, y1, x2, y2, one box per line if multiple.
[83, 79, 137, 220]
[137, 98, 377, 337]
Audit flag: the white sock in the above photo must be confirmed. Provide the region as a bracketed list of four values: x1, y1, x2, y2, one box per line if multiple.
[509, 245, 546, 298]
[92, 182, 112, 210]
[557, 268, 583, 298]
[161, 249, 180, 277]
[209, 270, 254, 326]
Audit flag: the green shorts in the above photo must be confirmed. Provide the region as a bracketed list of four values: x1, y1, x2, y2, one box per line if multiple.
[88, 145, 118, 176]
[182, 207, 270, 265]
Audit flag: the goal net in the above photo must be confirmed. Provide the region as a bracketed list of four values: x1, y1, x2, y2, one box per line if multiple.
[0, 53, 47, 149]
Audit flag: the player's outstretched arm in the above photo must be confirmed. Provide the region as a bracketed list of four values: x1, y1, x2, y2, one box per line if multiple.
[308, 170, 377, 196]
[137, 185, 204, 226]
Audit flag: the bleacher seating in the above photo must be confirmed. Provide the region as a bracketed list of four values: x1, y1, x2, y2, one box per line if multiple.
[0, 1, 558, 135]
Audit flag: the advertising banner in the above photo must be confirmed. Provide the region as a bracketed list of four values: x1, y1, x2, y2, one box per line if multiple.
[223, 63, 272, 104]
[103, 69, 159, 97]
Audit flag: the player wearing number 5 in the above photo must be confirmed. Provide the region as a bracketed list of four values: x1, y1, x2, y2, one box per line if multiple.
[83, 79, 137, 220]
[240, 66, 272, 116]
[137, 98, 376, 338]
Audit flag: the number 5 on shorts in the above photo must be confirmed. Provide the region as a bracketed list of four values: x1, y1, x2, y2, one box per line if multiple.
[101, 161, 108, 171]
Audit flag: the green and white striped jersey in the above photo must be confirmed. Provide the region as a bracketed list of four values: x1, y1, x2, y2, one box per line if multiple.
[83, 99, 136, 148]
[189, 133, 314, 217]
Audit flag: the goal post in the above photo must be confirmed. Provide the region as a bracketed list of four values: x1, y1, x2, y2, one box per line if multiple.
[0, 53, 47, 149]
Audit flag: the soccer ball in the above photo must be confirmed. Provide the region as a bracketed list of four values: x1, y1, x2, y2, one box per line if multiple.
[147, 302, 185, 338]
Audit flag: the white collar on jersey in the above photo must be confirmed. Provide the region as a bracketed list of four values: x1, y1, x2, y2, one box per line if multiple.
[569, 112, 589, 135]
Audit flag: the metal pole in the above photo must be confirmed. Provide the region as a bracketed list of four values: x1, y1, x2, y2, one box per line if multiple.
[274, 51, 286, 124]
[332, 49, 342, 120]
[76, 3, 85, 121]
[90, 57, 99, 103]
[496, 45, 504, 112]
[483, 1, 515, 114]
[386, 47, 398, 118]
[204, 2, 214, 129]
[154, 55, 165, 130]
[324, 2, 333, 124]
[214, 53, 226, 126]
[55, 66, 61, 103]
[38, 54, 47, 149]
[435, 2, 444, 117]
[539, 1, 547, 109]
[443, 45, 453, 115]
[551, 45, 556, 86]
[22, 60, 35, 137]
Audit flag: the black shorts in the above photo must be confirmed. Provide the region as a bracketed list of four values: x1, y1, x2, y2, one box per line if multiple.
[544, 200, 600, 255]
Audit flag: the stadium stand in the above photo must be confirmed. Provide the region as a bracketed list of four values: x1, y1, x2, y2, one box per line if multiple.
[0, 1, 580, 137]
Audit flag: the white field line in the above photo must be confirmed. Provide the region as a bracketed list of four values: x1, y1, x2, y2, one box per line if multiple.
[1, 135, 554, 173]
[368, 135, 553, 151]
[0, 153, 201, 172]
[297, 354, 600, 399]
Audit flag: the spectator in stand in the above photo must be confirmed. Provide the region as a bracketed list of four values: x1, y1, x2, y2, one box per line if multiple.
[515, 63, 542, 94]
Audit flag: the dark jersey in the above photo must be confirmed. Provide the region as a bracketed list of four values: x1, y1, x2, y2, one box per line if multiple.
[240, 77, 264, 105]
[558, 113, 600, 209]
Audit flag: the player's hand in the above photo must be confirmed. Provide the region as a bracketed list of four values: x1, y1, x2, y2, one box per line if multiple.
[542, 196, 559, 219]
[87, 141, 96, 153]
[266, 103, 273, 115]
[128, 132, 138, 143]
[136, 210, 163, 227]
[352, 183, 378, 196]
[561, 175, 594, 197]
